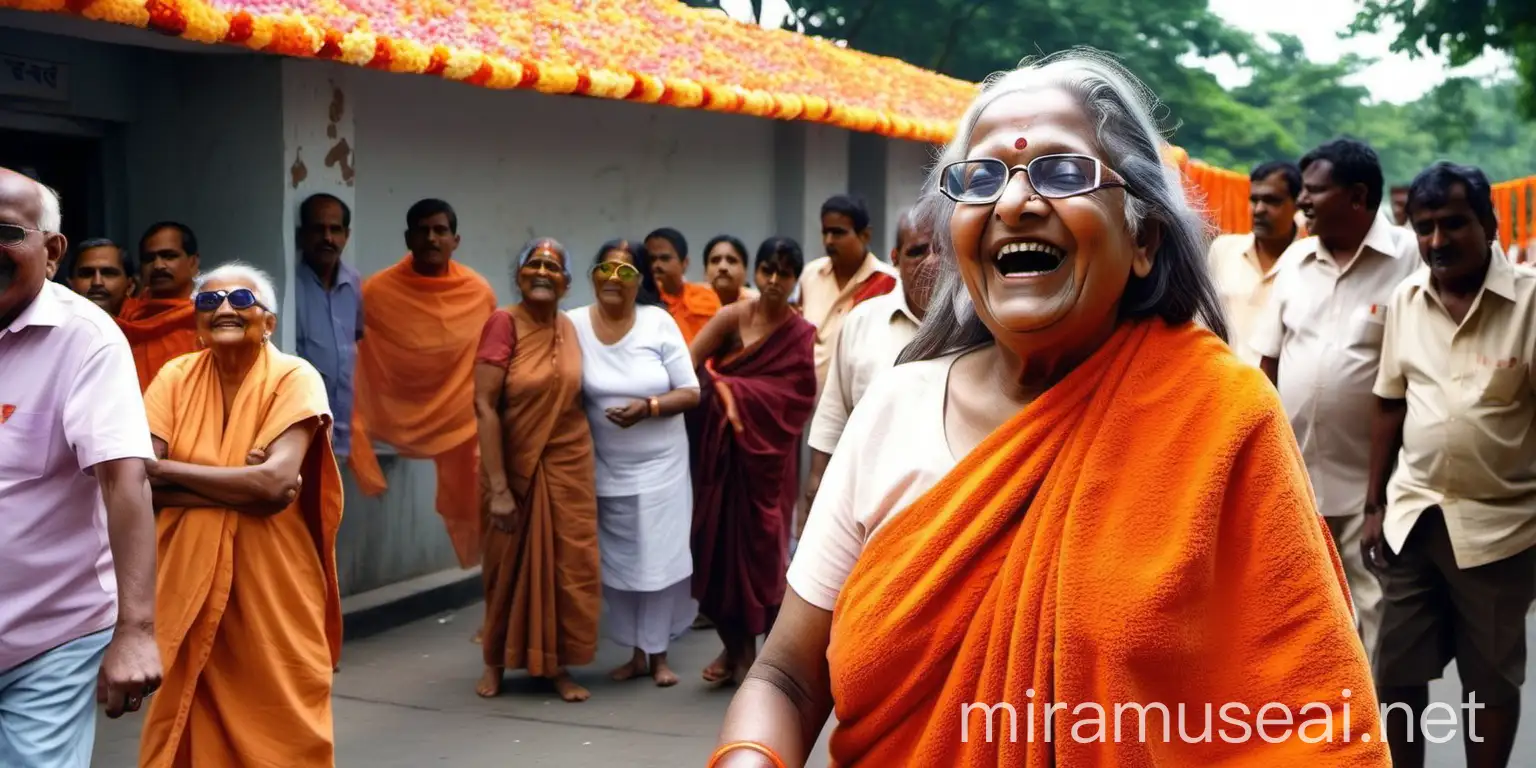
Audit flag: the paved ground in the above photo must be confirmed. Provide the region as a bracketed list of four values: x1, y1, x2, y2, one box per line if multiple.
[92, 603, 1534, 766]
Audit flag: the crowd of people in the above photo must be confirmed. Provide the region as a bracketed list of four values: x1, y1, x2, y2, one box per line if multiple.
[2, 45, 1534, 768]
[0, 145, 928, 763]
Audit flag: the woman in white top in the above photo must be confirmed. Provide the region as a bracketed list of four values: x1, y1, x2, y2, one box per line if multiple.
[567, 239, 700, 688]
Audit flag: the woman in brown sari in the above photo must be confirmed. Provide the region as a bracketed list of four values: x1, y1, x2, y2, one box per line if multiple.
[687, 236, 818, 686]
[473, 237, 600, 702]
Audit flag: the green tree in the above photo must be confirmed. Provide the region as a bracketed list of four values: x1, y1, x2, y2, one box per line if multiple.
[1352, 0, 1536, 118]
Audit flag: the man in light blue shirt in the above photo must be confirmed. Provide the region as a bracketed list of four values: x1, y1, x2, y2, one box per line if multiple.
[293, 193, 361, 457]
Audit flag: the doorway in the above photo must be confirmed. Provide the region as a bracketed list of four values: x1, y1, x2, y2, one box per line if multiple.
[0, 127, 102, 251]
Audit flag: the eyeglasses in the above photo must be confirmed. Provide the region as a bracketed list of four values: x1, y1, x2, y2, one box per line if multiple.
[939, 154, 1128, 205]
[592, 261, 640, 282]
[194, 288, 270, 313]
[0, 223, 47, 247]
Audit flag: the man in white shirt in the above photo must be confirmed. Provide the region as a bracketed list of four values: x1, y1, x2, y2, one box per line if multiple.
[801, 206, 933, 525]
[1363, 162, 1536, 768]
[0, 167, 161, 764]
[1250, 138, 1420, 664]
[1206, 161, 1303, 366]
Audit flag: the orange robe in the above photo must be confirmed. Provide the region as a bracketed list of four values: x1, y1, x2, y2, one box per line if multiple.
[116, 296, 199, 392]
[349, 256, 496, 568]
[827, 319, 1386, 766]
[139, 347, 343, 768]
[661, 281, 722, 344]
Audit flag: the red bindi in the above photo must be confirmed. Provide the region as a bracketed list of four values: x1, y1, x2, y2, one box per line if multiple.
[1014, 137, 1028, 150]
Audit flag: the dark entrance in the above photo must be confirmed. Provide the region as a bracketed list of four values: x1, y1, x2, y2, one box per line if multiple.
[0, 127, 102, 254]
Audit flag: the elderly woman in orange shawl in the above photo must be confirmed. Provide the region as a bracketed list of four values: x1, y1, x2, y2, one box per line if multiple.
[709, 50, 1387, 767]
[472, 238, 600, 703]
[138, 262, 342, 767]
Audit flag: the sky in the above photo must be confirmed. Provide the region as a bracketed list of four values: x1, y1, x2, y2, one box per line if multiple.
[717, 0, 1513, 104]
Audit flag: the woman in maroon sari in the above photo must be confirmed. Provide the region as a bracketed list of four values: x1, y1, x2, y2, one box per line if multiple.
[686, 236, 818, 686]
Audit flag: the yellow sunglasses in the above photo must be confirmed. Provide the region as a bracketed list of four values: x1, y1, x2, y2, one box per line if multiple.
[593, 261, 640, 282]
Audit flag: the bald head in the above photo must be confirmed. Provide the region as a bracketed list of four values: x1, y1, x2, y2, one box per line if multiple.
[0, 167, 66, 327]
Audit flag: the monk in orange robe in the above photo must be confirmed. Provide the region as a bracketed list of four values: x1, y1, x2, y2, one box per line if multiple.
[349, 199, 496, 568]
[138, 263, 342, 767]
[710, 54, 1384, 767]
[117, 222, 200, 391]
[646, 227, 721, 342]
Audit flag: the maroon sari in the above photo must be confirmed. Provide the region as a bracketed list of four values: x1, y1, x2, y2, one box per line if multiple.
[688, 314, 817, 635]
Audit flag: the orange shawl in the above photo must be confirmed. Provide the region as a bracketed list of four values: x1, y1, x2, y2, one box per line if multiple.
[139, 347, 342, 768]
[116, 296, 199, 392]
[662, 281, 722, 344]
[349, 256, 496, 567]
[827, 320, 1385, 766]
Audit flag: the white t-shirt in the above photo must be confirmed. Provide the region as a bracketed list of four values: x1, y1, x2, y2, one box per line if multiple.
[787, 352, 962, 611]
[567, 304, 700, 497]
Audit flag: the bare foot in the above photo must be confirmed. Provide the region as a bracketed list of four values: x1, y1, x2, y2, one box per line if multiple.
[651, 655, 679, 687]
[702, 650, 731, 684]
[471, 628, 482, 644]
[551, 671, 590, 702]
[609, 656, 647, 682]
[475, 666, 503, 698]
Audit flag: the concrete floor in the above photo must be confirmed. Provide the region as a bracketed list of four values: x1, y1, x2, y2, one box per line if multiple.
[91, 603, 1534, 766]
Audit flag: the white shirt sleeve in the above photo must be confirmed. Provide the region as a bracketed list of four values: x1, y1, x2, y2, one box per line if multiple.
[806, 313, 858, 454]
[788, 382, 877, 611]
[1249, 266, 1289, 361]
[653, 308, 701, 391]
[63, 334, 154, 471]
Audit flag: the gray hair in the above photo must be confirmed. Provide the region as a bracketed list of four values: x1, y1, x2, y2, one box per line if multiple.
[36, 181, 61, 233]
[513, 237, 571, 293]
[194, 261, 279, 316]
[899, 48, 1229, 364]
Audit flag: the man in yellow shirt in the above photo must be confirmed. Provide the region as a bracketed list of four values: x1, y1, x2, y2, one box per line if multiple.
[1365, 162, 1536, 768]
[1206, 161, 1302, 366]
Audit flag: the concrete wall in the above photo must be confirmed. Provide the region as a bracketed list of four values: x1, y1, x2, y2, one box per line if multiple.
[0, 16, 944, 597]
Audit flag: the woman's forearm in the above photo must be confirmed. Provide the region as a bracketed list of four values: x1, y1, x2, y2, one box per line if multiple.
[153, 460, 295, 511]
[654, 386, 701, 417]
[152, 485, 224, 511]
[474, 398, 511, 496]
[715, 668, 831, 767]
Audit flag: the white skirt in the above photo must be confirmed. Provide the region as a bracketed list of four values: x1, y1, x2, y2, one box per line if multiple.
[597, 486, 693, 592]
[602, 579, 697, 654]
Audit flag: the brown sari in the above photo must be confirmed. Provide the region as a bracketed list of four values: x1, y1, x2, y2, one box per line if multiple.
[476, 304, 600, 674]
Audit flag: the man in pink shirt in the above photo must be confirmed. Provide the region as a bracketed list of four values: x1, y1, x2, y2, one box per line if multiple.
[0, 167, 161, 764]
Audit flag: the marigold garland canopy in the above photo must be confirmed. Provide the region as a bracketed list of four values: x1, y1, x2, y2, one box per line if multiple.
[10, 0, 977, 142]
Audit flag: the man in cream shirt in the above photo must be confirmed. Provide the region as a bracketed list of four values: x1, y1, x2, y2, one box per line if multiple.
[801, 208, 933, 530]
[1251, 138, 1419, 664]
[1363, 162, 1536, 768]
[1207, 160, 1303, 366]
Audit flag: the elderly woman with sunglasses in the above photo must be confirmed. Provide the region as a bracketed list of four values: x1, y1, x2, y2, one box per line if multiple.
[138, 262, 343, 767]
[567, 239, 701, 688]
[472, 238, 601, 702]
[709, 51, 1386, 767]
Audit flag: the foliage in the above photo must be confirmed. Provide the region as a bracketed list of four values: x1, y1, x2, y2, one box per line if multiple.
[1352, 0, 1536, 119]
[687, 0, 1536, 182]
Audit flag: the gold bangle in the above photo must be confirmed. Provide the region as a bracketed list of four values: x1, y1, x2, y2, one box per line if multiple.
[706, 741, 787, 768]
[649, 396, 660, 417]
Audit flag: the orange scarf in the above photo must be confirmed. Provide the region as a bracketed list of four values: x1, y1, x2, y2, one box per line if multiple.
[349, 256, 496, 568]
[139, 346, 342, 767]
[827, 320, 1384, 766]
[116, 295, 199, 392]
[662, 281, 722, 344]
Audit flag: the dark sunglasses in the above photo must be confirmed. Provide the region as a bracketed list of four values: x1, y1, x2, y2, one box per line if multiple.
[940, 154, 1129, 204]
[0, 223, 47, 247]
[592, 261, 640, 282]
[194, 288, 269, 313]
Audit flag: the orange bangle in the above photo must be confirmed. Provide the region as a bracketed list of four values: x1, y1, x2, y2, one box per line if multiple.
[706, 741, 788, 768]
